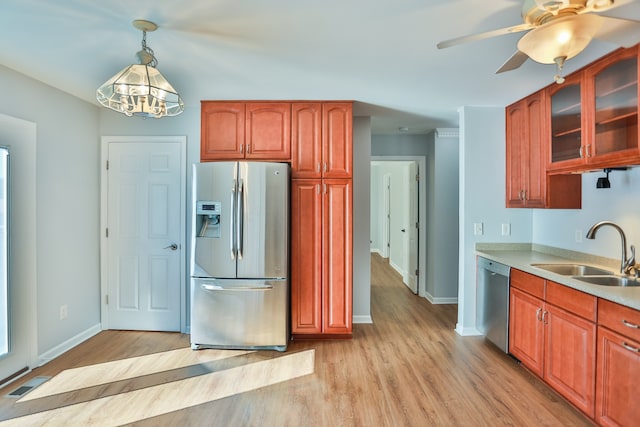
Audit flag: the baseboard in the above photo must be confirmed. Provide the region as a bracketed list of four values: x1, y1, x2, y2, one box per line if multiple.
[389, 260, 405, 278]
[353, 315, 373, 324]
[455, 323, 483, 336]
[370, 248, 382, 255]
[37, 323, 102, 367]
[423, 292, 458, 305]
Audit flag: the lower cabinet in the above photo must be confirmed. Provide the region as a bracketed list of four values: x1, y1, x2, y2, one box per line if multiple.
[509, 270, 596, 418]
[290, 179, 352, 338]
[595, 299, 640, 427]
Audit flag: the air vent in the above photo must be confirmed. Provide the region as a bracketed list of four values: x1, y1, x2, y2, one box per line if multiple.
[6, 376, 50, 398]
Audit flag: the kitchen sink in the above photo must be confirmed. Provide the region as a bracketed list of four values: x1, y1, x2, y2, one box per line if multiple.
[573, 275, 640, 287]
[531, 263, 614, 276]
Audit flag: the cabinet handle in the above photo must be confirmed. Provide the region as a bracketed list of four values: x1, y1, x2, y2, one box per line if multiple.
[579, 146, 583, 159]
[323, 162, 328, 173]
[622, 342, 640, 353]
[586, 144, 591, 158]
[246, 144, 250, 153]
[240, 144, 244, 154]
[523, 190, 527, 201]
[536, 307, 542, 321]
[317, 162, 321, 173]
[622, 319, 640, 329]
[323, 183, 327, 194]
[316, 184, 320, 194]
[542, 310, 549, 325]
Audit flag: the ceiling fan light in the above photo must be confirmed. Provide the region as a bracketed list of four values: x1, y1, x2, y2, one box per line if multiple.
[517, 14, 603, 64]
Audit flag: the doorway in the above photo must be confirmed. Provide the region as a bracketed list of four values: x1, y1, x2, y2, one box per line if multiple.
[0, 114, 37, 386]
[100, 136, 187, 332]
[370, 157, 425, 296]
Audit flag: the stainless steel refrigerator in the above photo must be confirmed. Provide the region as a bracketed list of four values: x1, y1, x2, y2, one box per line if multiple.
[190, 161, 289, 351]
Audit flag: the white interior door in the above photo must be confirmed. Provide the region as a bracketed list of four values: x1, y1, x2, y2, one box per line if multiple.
[102, 137, 185, 331]
[406, 161, 419, 294]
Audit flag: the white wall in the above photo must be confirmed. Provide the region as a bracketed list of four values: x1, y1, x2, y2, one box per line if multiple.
[353, 117, 372, 323]
[426, 130, 460, 303]
[0, 65, 101, 359]
[533, 168, 640, 262]
[457, 106, 532, 335]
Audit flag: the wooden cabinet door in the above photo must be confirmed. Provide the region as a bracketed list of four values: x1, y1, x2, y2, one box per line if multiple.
[524, 92, 546, 208]
[596, 326, 640, 427]
[322, 103, 352, 178]
[509, 287, 544, 376]
[291, 103, 322, 178]
[544, 303, 596, 417]
[245, 102, 291, 160]
[290, 179, 323, 334]
[201, 102, 245, 160]
[506, 99, 527, 207]
[547, 72, 587, 172]
[585, 45, 640, 167]
[322, 179, 352, 334]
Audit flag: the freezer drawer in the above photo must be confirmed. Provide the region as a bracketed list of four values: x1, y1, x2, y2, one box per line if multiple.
[190, 278, 288, 351]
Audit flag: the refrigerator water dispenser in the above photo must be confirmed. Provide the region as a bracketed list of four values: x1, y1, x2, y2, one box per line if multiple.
[196, 201, 221, 238]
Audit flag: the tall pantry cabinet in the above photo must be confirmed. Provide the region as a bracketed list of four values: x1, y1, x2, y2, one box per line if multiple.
[290, 102, 353, 338]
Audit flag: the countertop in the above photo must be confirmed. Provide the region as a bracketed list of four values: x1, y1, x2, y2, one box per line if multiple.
[475, 243, 640, 311]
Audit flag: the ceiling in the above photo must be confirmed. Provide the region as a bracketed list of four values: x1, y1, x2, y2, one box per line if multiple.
[1, 0, 639, 134]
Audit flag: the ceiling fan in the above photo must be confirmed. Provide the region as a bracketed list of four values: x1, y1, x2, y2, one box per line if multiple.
[437, 0, 640, 82]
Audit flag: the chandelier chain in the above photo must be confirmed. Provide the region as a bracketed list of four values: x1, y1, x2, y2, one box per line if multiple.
[140, 30, 158, 68]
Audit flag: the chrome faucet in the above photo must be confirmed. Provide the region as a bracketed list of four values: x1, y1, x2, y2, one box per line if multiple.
[586, 221, 637, 276]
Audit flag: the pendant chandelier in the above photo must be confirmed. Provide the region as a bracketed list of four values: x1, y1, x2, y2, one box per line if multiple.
[96, 20, 184, 118]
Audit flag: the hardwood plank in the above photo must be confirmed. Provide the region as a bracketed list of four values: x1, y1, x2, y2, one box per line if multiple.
[0, 254, 592, 426]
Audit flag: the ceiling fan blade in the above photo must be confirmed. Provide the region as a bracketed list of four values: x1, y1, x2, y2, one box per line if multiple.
[437, 23, 533, 49]
[594, 15, 640, 47]
[496, 50, 530, 74]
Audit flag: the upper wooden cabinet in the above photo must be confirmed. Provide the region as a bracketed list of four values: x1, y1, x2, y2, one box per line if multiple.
[547, 45, 640, 173]
[506, 91, 581, 209]
[506, 91, 547, 208]
[201, 101, 291, 161]
[291, 102, 352, 179]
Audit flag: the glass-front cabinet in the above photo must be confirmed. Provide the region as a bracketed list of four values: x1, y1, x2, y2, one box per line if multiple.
[548, 46, 640, 172]
[548, 72, 585, 169]
[588, 47, 639, 162]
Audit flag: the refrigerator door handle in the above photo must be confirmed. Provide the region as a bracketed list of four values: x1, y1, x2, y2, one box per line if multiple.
[230, 179, 237, 260]
[237, 178, 244, 259]
[201, 283, 273, 292]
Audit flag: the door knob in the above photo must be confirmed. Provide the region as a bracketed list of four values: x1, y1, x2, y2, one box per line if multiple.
[164, 243, 178, 250]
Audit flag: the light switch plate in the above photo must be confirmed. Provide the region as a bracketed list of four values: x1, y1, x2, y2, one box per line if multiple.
[473, 222, 484, 236]
[501, 223, 511, 236]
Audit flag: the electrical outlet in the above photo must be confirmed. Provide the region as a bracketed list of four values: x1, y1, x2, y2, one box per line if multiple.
[473, 222, 484, 236]
[60, 304, 68, 320]
[576, 229, 583, 243]
[501, 223, 511, 236]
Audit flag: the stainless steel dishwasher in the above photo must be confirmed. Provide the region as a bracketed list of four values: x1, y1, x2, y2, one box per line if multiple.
[476, 257, 511, 352]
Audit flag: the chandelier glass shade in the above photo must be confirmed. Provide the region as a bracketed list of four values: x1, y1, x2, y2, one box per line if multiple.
[96, 20, 184, 118]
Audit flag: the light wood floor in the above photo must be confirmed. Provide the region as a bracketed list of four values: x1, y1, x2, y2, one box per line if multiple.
[0, 254, 592, 426]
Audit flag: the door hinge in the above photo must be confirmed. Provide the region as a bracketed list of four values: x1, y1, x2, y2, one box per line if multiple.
[415, 222, 419, 229]
[415, 174, 419, 181]
[105, 294, 109, 305]
[415, 269, 419, 276]
[105, 228, 109, 238]
[106, 160, 109, 170]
